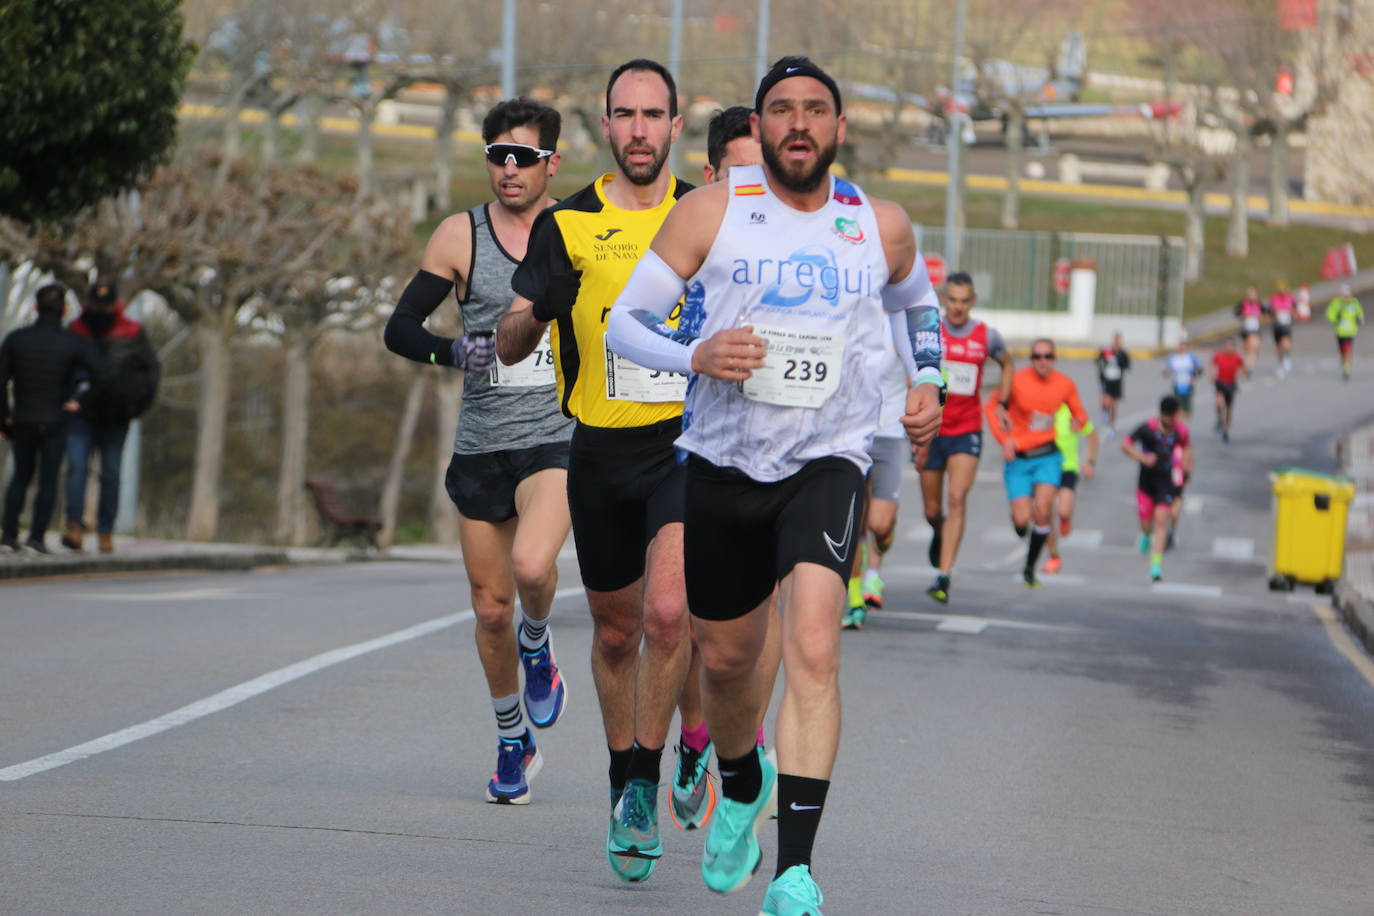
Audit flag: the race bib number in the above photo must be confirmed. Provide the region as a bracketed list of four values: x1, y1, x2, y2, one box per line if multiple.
[1276, 309, 1292, 326]
[605, 341, 687, 402]
[942, 359, 979, 396]
[740, 325, 845, 409]
[1243, 316, 1260, 333]
[1029, 410, 1054, 432]
[1102, 361, 1122, 381]
[1172, 373, 1194, 392]
[490, 330, 555, 387]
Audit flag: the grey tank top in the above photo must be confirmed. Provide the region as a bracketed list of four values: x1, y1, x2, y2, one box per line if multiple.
[453, 204, 573, 454]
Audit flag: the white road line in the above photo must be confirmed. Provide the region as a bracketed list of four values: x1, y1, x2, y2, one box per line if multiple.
[1212, 537, 1255, 560]
[69, 588, 245, 602]
[0, 586, 586, 782]
[935, 616, 989, 634]
[1036, 573, 1089, 586]
[879, 608, 1078, 632]
[1151, 581, 1224, 598]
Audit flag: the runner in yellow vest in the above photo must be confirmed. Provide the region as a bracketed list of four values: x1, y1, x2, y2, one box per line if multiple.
[1042, 403, 1097, 575]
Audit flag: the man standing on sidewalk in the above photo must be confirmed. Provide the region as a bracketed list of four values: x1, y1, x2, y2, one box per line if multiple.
[1, 284, 107, 553]
[62, 282, 159, 553]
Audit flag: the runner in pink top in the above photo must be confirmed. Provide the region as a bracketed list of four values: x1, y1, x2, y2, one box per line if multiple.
[1267, 281, 1296, 377]
[1234, 285, 1264, 374]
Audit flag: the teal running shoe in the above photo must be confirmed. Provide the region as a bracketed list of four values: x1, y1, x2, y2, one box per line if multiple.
[840, 606, 866, 630]
[671, 741, 716, 830]
[761, 864, 825, 915]
[1150, 561, 1163, 582]
[701, 750, 777, 894]
[607, 778, 660, 883]
[861, 569, 884, 609]
[1138, 532, 1151, 555]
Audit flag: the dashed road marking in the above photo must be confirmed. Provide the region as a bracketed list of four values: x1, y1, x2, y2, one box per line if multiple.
[1151, 581, 1224, 598]
[1212, 537, 1255, 560]
[69, 587, 245, 602]
[878, 608, 1078, 633]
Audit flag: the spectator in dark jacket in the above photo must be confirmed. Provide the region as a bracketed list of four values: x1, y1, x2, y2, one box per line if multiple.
[1, 284, 108, 553]
[62, 281, 160, 553]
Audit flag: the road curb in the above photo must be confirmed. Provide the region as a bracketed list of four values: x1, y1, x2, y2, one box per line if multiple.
[0, 550, 291, 582]
[1334, 579, 1374, 658]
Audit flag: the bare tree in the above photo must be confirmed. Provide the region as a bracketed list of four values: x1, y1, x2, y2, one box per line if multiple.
[245, 179, 412, 545]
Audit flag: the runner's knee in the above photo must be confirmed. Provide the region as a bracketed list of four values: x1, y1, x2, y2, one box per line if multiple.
[510, 548, 555, 596]
[471, 585, 516, 631]
[641, 586, 688, 648]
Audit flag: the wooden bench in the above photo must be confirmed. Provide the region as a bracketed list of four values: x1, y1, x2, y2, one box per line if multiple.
[305, 480, 383, 549]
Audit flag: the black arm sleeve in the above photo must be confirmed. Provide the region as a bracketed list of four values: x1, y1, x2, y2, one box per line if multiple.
[1121, 351, 1131, 371]
[384, 269, 458, 366]
[510, 208, 572, 304]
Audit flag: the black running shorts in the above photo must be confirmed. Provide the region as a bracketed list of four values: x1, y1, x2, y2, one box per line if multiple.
[1059, 470, 1080, 491]
[567, 417, 685, 593]
[684, 454, 865, 621]
[1215, 381, 1237, 406]
[445, 442, 570, 523]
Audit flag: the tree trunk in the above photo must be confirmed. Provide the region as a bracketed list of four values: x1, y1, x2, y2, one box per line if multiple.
[295, 93, 325, 165]
[186, 321, 233, 541]
[434, 87, 461, 215]
[429, 374, 462, 544]
[356, 106, 378, 198]
[274, 331, 311, 545]
[1225, 132, 1250, 258]
[1001, 109, 1024, 230]
[1267, 125, 1290, 227]
[1184, 178, 1206, 283]
[378, 369, 428, 546]
[262, 111, 283, 166]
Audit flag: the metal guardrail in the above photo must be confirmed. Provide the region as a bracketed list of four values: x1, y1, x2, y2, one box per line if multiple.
[915, 225, 1186, 321]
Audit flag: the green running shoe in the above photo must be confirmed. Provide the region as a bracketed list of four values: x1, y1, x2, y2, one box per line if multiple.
[926, 573, 950, 604]
[701, 750, 777, 894]
[607, 779, 660, 883]
[861, 569, 884, 608]
[761, 864, 825, 915]
[671, 741, 716, 830]
[840, 605, 866, 630]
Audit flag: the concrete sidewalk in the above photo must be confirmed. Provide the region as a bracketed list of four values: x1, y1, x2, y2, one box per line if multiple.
[1336, 423, 1374, 655]
[0, 537, 459, 582]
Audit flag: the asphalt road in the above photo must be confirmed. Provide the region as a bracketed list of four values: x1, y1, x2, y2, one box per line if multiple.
[3, 319, 1373, 914]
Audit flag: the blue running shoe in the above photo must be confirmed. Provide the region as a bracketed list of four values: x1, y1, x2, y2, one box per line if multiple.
[701, 750, 777, 894]
[671, 741, 716, 830]
[761, 864, 825, 915]
[607, 778, 660, 882]
[521, 639, 567, 728]
[485, 730, 542, 805]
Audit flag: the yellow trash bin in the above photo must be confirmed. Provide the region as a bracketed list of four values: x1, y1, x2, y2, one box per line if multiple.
[1269, 468, 1356, 593]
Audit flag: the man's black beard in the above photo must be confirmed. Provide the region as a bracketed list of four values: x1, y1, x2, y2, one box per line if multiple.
[761, 132, 837, 194]
[612, 141, 670, 186]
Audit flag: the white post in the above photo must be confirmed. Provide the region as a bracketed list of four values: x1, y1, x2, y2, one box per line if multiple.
[1067, 263, 1097, 345]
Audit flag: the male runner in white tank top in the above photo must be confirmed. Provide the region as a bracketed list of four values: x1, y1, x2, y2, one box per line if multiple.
[605, 57, 944, 915]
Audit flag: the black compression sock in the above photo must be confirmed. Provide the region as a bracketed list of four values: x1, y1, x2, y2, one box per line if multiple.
[776, 775, 830, 876]
[1014, 522, 1029, 539]
[1027, 526, 1049, 569]
[608, 745, 634, 793]
[717, 747, 763, 803]
[625, 741, 663, 785]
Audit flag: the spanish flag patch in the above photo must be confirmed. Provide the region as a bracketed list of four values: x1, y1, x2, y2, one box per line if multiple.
[734, 184, 765, 196]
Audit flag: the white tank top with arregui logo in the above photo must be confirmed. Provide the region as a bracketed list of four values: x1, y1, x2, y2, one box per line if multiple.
[675, 164, 892, 482]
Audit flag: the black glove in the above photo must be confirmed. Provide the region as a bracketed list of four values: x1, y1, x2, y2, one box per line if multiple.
[531, 269, 582, 323]
[451, 333, 496, 371]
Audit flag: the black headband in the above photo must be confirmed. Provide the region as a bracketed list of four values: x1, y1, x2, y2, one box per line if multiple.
[754, 60, 843, 115]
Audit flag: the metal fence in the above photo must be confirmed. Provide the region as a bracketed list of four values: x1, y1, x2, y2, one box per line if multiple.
[914, 226, 1186, 321]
